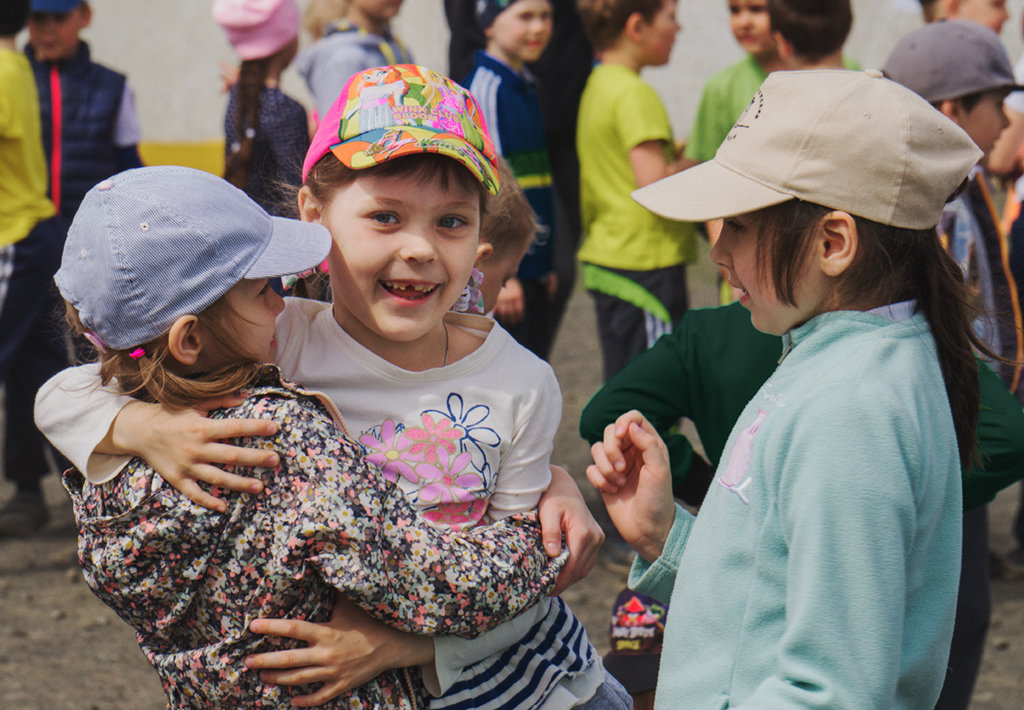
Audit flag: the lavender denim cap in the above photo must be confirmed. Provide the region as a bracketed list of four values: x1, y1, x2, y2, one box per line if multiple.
[602, 589, 667, 694]
[883, 19, 1024, 104]
[302, 64, 500, 195]
[29, 0, 83, 12]
[633, 70, 982, 230]
[55, 166, 331, 351]
[212, 0, 300, 61]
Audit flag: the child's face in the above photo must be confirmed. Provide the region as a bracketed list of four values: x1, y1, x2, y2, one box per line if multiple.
[711, 211, 825, 335]
[951, 0, 1009, 35]
[949, 89, 1010, 158]
[349, 0, 404, 24]
[485, 0, 554, 71]
[728, 1, 775, 60]
[635, 0, 680, 68]
[27, 5, 90, 62]
[309, 170, 481, 366]
[478, 242, 531, 314]
[216, 279, 286, 365]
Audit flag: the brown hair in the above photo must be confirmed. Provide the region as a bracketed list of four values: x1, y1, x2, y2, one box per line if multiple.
[576, 0, 665, 51]
[481, 159, 537, 260]
[224, 56, 271, 191]
[750, 199, 990, 469]
[65, 298, 262, 409]
[303, 152, 490, 215]
[767, 0, 852, 62]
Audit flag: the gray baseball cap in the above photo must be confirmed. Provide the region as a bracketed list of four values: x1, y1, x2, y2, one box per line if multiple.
[56, 166, 331, 351]
[883, 19, 1024, 103]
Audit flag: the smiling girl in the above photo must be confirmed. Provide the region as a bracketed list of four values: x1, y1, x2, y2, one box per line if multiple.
[588, 69, 988, 708]
[38, 66, 623, 709]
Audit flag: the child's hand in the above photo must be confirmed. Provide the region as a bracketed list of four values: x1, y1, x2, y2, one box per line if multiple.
[494, 277, 525, 325]
[586, 410, 675, 563]
[538, 465, 604, 595]
[245, 596, 433, 707]
[113, 397, 281, 512]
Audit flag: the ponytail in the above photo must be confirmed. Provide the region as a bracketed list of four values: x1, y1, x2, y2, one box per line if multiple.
[224, 57, 272, 191]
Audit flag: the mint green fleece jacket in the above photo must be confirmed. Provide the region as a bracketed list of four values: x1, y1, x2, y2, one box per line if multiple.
[631, 310, 962, 709]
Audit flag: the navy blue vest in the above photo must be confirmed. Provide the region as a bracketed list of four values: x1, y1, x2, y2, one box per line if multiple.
[26, 42, 127, 226]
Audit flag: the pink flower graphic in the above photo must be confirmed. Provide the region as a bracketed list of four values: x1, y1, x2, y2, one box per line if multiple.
[405, 413, 460, 463]
[416, 448, 480, 505]
[360, 419, 420, 484]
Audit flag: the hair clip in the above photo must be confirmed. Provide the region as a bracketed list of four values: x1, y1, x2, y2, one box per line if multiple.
[82, 331, 108, 354]
[128, 347, 146, 360]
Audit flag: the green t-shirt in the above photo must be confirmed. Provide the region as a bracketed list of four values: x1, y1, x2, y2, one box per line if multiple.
[576, 63, 697, 270]
[684, 54, 863, 163]
[684, 54, 768, 163]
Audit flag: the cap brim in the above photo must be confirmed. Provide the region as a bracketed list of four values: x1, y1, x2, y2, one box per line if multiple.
[632, 160, 794, 222]
[246, 217, 332, 279]
[328, 126, 500, 196]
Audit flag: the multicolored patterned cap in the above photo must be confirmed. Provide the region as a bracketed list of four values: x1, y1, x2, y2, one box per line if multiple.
[302, 64, 500, 195]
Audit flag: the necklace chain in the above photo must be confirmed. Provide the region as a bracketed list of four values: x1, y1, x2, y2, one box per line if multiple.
[442, 322, 450, 367]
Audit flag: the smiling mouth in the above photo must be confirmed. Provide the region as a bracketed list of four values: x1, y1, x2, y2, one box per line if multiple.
[382, 280, 439, 300]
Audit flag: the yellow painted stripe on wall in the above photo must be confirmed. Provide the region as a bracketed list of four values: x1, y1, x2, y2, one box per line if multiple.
[138, 140, 225, 176]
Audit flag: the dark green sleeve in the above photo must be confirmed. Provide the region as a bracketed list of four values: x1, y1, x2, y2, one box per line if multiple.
[579, 313, 700, 490]
[579, 303, 781, 498]
[965, 360, 1024, 510]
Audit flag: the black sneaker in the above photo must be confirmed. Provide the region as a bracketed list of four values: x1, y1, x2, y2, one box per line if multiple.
[0, 492, 50, 537]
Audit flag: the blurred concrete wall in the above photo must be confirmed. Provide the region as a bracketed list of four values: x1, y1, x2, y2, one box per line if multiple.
[23, 0, 1024, 170]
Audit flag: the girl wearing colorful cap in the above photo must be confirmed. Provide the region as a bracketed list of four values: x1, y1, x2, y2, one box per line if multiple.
[587, 69, 988, 708]
[54, 165, 565, 708]
[37, 66, 619, 708]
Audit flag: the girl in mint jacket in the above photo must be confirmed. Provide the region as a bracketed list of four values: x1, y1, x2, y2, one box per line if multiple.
[588, 70, 990, 709]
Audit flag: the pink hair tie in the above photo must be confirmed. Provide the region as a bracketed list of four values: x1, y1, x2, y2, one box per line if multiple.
[128, 348, 146, 360]
[82, 331, 108, 354]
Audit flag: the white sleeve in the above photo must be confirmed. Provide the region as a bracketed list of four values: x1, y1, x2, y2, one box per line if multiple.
[485, 361, 560, 521]
[113, 84, 142, 147]
[34, 364, 134, 483]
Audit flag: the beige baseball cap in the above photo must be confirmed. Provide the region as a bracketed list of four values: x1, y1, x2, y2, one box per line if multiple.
[633, 69, 982, 230]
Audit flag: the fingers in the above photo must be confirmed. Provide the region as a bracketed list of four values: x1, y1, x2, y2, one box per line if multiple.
[250, 617, 322, 642]
[177, 479, 228, 513]
[201, 440, 280, 470]
[244, 647, 313, 672]
[190, 462, 266, 495]
[199, 417, 280, 443]
[549, 520, 602, 595]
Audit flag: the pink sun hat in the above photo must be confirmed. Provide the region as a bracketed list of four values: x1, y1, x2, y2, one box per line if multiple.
[212, 0, 300, 61]
[302, 64, 500, 195]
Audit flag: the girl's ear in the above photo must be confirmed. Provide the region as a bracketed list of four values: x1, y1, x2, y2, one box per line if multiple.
[816, 211, 858, 278]
[297, 185, 324, 224]
[167, 315, 203, 367]
[475, 242, 494, 266]
[938, 98, 962, 122]
[772, 32, 795, 65]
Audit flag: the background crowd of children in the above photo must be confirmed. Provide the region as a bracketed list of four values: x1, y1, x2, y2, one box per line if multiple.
[5, 0, 1024, 708]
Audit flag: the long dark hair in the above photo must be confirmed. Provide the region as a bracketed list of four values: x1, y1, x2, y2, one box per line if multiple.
[753, 199, 994, 470]
[224, 56, 272, 190]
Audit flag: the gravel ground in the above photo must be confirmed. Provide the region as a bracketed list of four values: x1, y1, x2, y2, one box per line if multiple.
[2, 249, 1022, 708]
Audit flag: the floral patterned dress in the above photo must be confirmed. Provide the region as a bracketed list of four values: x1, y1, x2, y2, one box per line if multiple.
[62, 367, 563, 709]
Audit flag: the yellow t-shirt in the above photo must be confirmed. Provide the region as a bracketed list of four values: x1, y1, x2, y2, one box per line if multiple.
[576, 63, 697, 270]
[0, 49, 56, 248]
